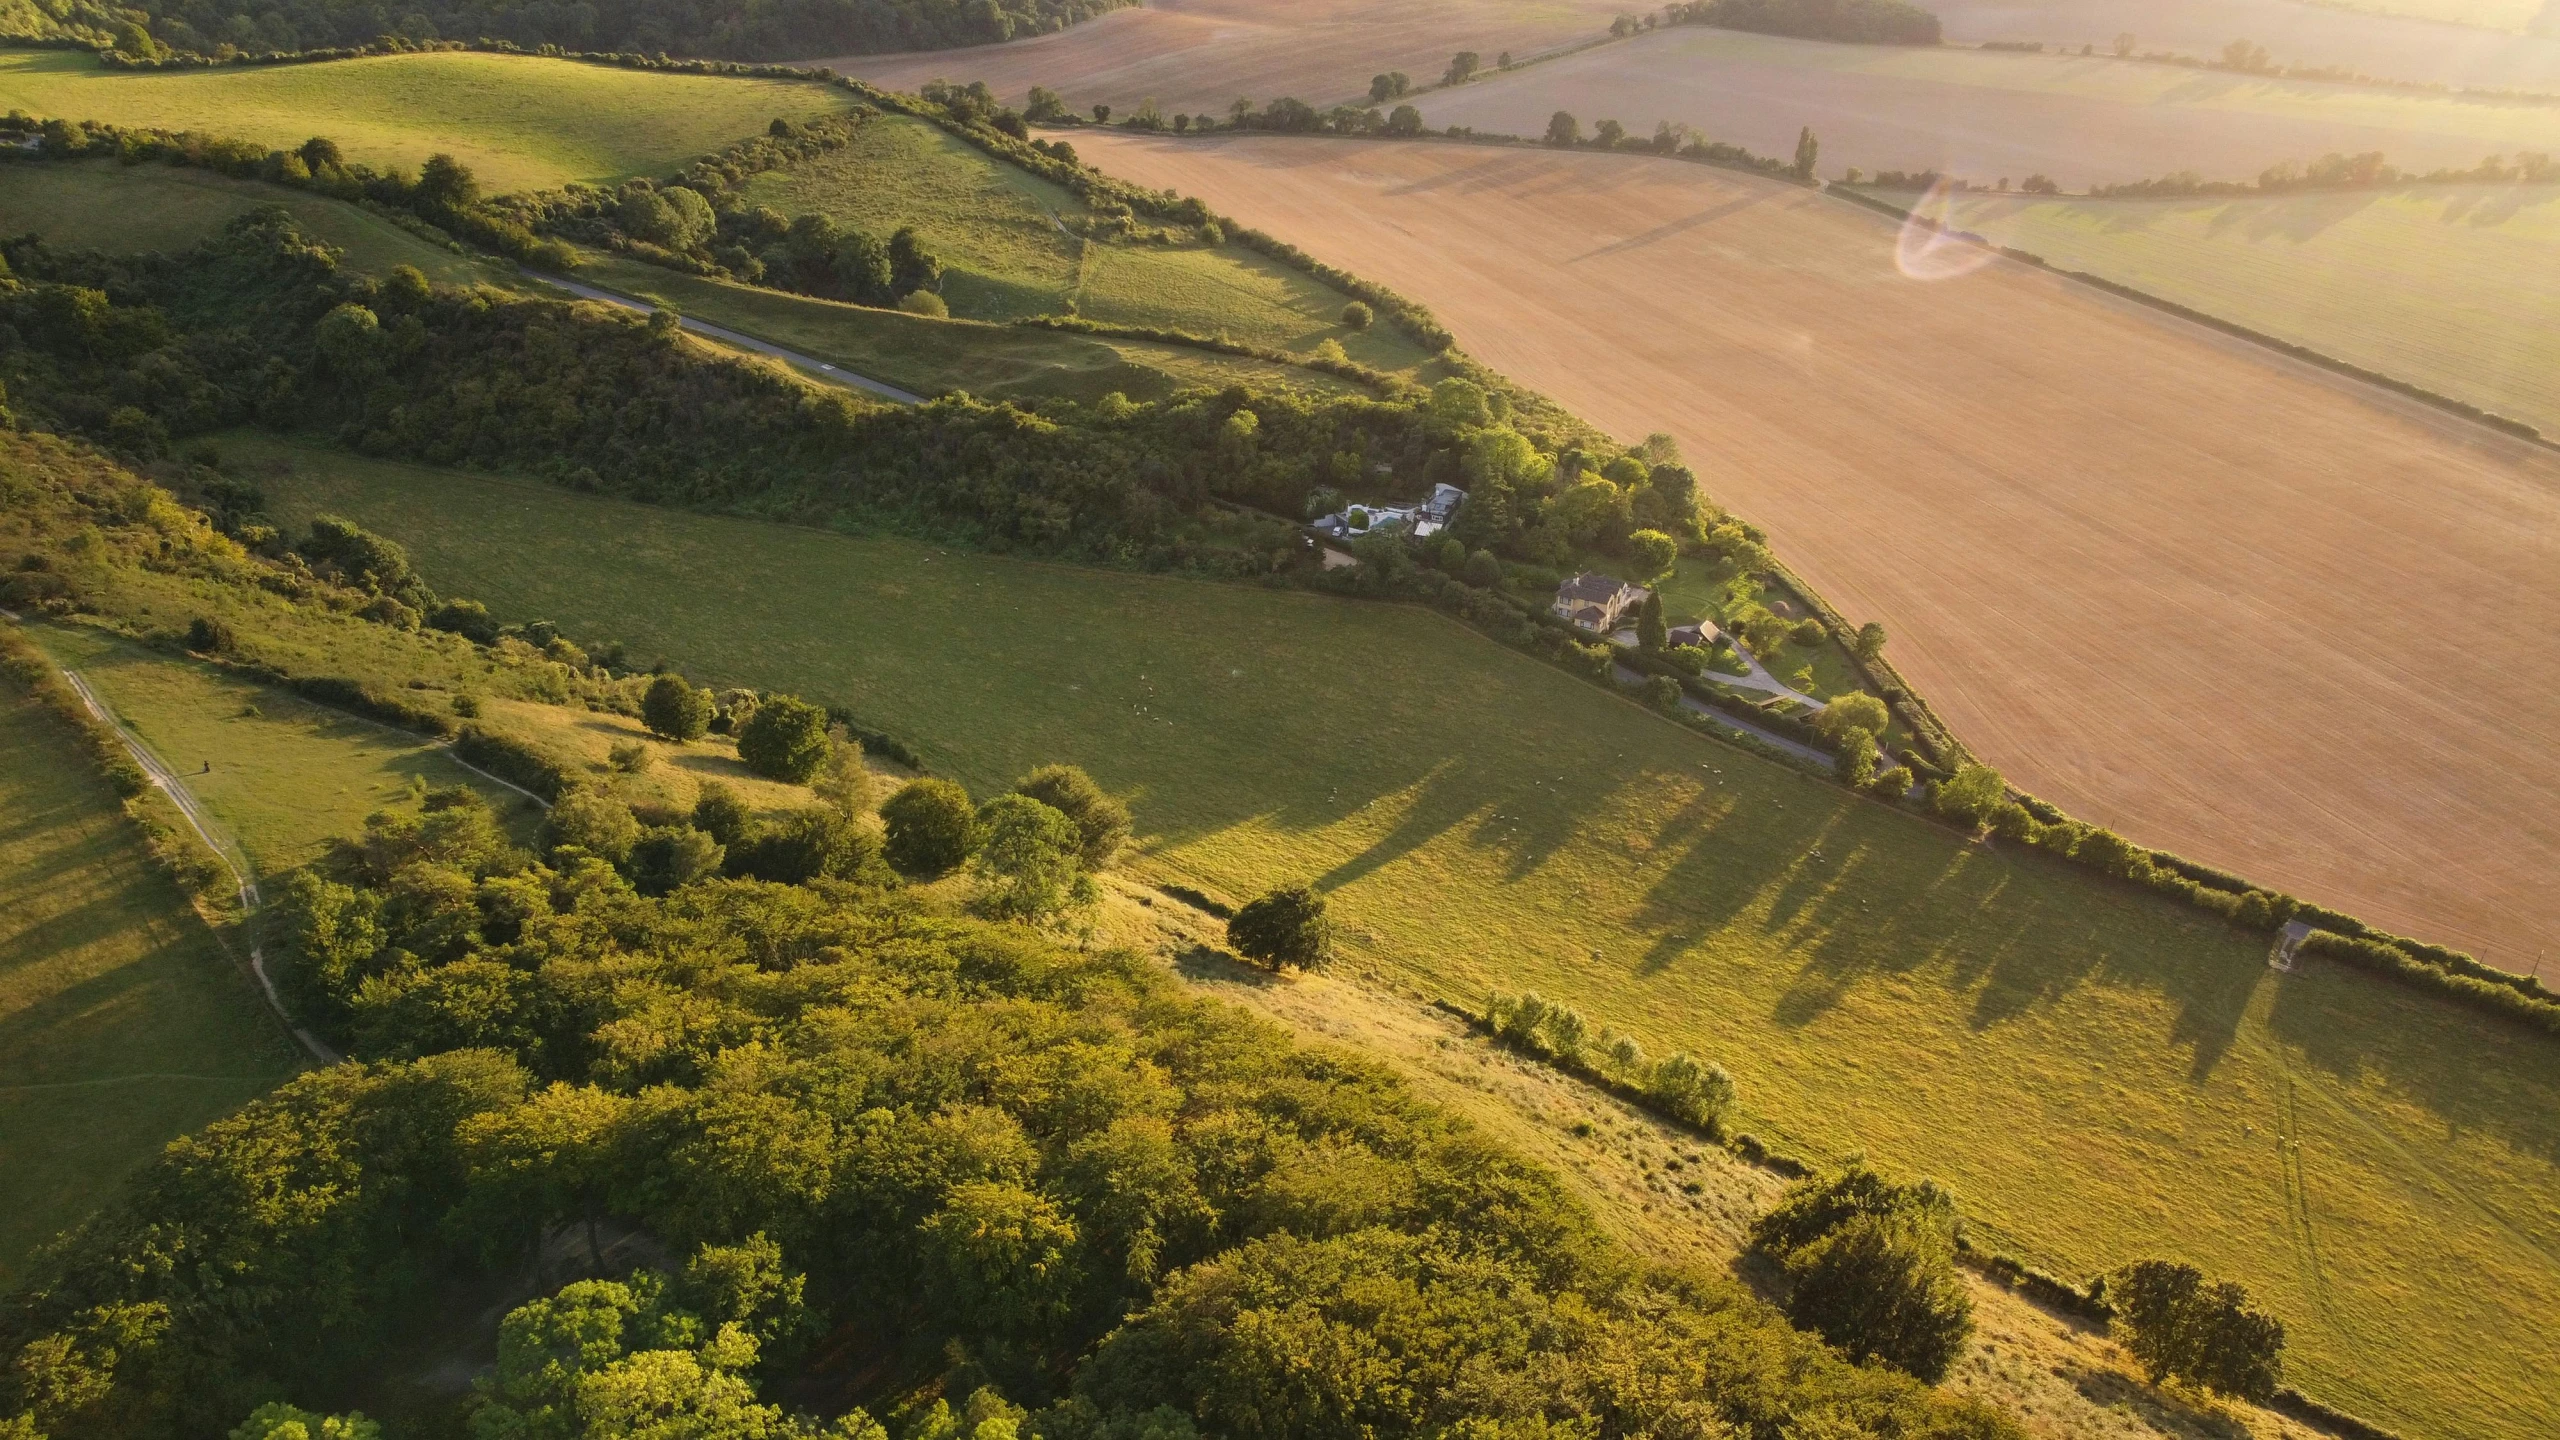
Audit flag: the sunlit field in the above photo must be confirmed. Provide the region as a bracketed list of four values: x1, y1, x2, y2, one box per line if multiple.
[242, 434, 2560, 1440]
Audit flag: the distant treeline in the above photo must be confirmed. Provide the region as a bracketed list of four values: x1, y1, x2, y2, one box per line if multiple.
[1663, 0, 1941, 47]
[1857, 149, 2558, 197]
[35, 0, 1133, 63]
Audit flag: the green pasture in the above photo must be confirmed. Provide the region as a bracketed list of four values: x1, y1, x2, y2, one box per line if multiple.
[239, 433, 2560, 1440]
[0, 663, 298, 1288]
[19, 620, 538, 875]
[0, 49, 854, 192]
[573, 255, 1367, 403]
[0, 158, 520, 283]
[1886, 181, 2560, 439]
[742, 115, 1433, 370]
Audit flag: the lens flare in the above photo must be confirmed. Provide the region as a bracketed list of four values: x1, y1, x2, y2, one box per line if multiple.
[1893, 180, 1999, 282]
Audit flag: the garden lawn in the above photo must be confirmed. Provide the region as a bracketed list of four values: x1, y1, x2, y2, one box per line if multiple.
[741, 114, 1434, 371]
[0, 657, 298, 1289]
[1882, 181, 2560, 439]
[573, 256, 1367, 402]
[247, 435, 2560, 1440]
[0, 158, 521, 283]
[0, 49, 855, 192]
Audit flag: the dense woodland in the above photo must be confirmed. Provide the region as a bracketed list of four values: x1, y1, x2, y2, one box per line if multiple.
[29, 0, 1132, 61]
[1662, 0, 1939, 46]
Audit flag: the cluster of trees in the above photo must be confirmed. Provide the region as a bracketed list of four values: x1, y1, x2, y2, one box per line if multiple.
[73, 0, 1134, 63]
[1485, 991, 1738, 1129]
[0, 219, 1694, 583]
[2088, 148, 2558, 199]
[1522, 110, 1796, 175]
[8, 114, 576, 268]
[0, 783, 2028, 1440]
[1747, 1164, 1974, 1382]
[1663, 0, 1942, 45]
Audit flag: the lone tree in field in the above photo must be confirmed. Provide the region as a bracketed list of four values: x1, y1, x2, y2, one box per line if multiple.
[641, 673, 713, 742]
[2107, 1260, 2286, 1401]
[1010, 763, 1131, 869]
[1229, 885, 1333, 971]
[736, 694, 830, 782]
[1793, 126, 1820, 179]
[881, 778, 979, 878]
[1546, 111, 1582, 147]
[1750, 1163, 1972, 1382]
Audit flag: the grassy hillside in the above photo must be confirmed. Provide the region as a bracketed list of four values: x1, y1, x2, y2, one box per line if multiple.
[1875, 181, 2560, 438]
[0, 159, 521, 285]
[0, 662, 298, 1288]
[742, 114, 1435, 370]
[242, 433, 2560, 1440]
[0, 50, 856, 192]
[574, 255, 1371, 402]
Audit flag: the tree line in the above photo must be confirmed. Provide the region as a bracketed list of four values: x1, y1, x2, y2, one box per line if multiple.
[1662, 0, 1941, 47]
[48, 0, 1135, 65]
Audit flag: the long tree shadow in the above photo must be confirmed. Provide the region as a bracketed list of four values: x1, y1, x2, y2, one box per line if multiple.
[2263, 954, 2560, 1173]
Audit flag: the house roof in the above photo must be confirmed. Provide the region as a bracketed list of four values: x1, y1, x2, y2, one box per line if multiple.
[1557, 572, 1637, 605]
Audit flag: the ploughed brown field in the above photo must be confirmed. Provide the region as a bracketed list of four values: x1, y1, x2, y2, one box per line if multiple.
[1073, 130, 2560, 971]
[825, 0, 1627, 116]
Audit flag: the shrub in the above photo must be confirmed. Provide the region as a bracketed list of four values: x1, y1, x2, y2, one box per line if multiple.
[186, 615, 236, 654]
[1228, 885, 1333, 971]
[736, 694, 830, 782]
[2108, 1260, 2285, 1402]
[608, 739, 652, 773]
[1834, 727, 1879, 787]
[641, 673, 713, 741]
[690, 780, 754, 849]
[738, 806, 878, 885]
[881, 778, 978, 877]
[1341, 300, 1374, 330]
[1463, 549, 1504, 588]
[626, 825, 724, 895]
[1814, 692, 1889, 741]
[427, 598, 497, 644]
[1931, 762, 2005, 827]
[809, 728, 874, 816]
[543, 790, 639, 865]
[1010, 763, 1131, 869]
[1645, 1051, 1735, 1130]
[898, 291, 950, 318]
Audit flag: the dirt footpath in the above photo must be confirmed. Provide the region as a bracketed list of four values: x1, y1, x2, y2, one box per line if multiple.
[1072, 132, 2560, 971]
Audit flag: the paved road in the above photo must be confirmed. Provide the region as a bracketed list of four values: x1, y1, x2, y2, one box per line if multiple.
[1611, 662, 1833, 767]
[525, 271, 928, 405]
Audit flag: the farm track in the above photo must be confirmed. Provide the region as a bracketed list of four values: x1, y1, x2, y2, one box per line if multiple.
[1068, 130, 2560, 971]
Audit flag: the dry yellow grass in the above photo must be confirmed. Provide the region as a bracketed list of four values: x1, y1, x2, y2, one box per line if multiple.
[830, 0, 1628, 116]
[1070, 130, 2560, 974]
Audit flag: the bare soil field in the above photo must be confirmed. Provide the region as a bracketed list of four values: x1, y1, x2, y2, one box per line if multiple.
[1938, 0, 2560, 92]
[825, 0, 1627, 116]
[1073, 129, 2560, 972]
[1410, 29, 2560, 186]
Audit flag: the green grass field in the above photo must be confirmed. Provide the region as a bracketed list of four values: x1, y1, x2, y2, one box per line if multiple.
[0, 661, 299, 1288]
[239, 434, 2560, 1440]
[1879, 181, 2560, 439]
[743, 115, 1436, 371]
[575, 256, 1368, 403]
[0, 50, 855, 192]
[0, 158, 522, 283]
